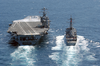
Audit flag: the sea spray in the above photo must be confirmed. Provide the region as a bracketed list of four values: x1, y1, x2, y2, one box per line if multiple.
[11, 46, 36, 66]
[49, 35, 98, 66]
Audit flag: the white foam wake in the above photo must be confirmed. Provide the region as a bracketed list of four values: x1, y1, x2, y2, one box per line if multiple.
[49, 35, 99, 66]
[77, 35, 98, 61]
[11, 46, 36, 66]
[62, 46, 79, 66]
[51, 35, 64, 50]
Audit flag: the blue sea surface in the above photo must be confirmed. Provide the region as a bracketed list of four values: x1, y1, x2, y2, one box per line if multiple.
[0, 0, 100, 66]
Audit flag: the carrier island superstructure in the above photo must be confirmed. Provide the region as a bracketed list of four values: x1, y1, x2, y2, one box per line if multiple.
[7, 8, 50, 45]
[65, 17, 77, 46]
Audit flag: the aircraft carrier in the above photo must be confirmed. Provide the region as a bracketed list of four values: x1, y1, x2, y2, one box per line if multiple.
[7, 8, 50, 45]
[65, 17, 77, 46]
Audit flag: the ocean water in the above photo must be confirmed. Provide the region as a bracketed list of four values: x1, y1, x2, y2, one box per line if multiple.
[0, 0, 100, 66]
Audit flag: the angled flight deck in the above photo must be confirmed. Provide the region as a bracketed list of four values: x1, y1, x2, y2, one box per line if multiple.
[8, 16, 49, 35]
[7, 8, 50, 45]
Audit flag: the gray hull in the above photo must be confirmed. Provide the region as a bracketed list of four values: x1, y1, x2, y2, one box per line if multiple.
[65, 17, 77, 46]
[65, 36, 77, 46]
[7, 8, 50, 45]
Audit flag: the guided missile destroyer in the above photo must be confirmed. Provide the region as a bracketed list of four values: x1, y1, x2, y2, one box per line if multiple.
[7, 8, 50, 45]
[65, 17, 77, 46]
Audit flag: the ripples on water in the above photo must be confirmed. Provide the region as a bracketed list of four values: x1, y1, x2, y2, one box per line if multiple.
[49, 35, 99, 66]
[0, 0, 100, 65]
[10, 35, 100, 66]
[11, 46, 36, 66]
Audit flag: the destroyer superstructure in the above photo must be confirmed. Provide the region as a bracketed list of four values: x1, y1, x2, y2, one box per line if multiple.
[7, 8, 50, 45]
[65, 17, 77, 46]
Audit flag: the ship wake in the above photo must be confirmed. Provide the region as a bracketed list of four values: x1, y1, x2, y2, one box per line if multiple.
[49, 35, 99, 66]
[11, 46, 36, 66]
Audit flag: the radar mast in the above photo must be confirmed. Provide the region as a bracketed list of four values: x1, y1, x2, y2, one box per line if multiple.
[42, 7, 47, 17]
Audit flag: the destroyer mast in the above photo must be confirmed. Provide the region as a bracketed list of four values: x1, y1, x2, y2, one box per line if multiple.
[65, 17, 77, 46]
